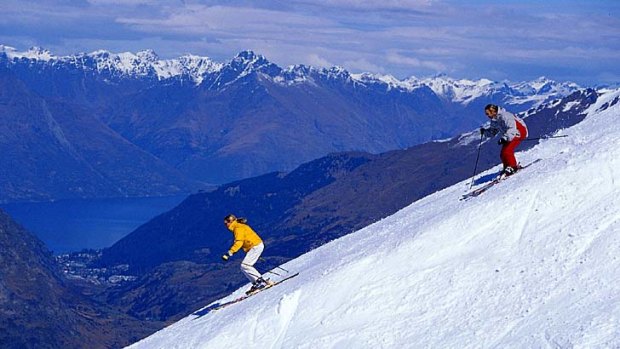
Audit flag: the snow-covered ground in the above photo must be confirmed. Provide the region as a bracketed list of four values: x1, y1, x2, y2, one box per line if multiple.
[128, 89, 620, 349]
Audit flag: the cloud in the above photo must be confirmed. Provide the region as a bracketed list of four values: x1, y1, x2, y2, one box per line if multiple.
[87, 0, 153, 4]
[386, 51, 446, 71]
[290, 0, 434, 10]
[343, 57, 386, 73]
[306, 54, 334, 68]
[117, 5, 333, 32]
[1, 0, 618, 84]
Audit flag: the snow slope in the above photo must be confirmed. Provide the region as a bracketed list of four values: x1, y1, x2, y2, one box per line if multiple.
[128, 89, 620, 349]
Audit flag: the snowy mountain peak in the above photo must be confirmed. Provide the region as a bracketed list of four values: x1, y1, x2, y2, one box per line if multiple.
[231, 50, 271, 69]
[26, 46, 54, 60]
[285, 64, 313, 76]
[0, 44, 16, 53]
[0, 45, 56, 61]
[351, 72, 422, 91]
[135, 49, 159, 62]
[0, 45, 222, 83]
[234, 50, 261, 62]
[416, 74, 581, 108]
[89, 49, 112, 59]
[514, 76, 556, 94]
[510, 77, 581, 105]
[277, 64, 317, 85]
[176, 54, 223, 72]
[128, 88, 620, 349]
[420, 75, 502, 103]
[533, 75, 552, 83]
[0, 44, 582, 101]
[225, 50, 281, 79]
[322, 66, 352, 81]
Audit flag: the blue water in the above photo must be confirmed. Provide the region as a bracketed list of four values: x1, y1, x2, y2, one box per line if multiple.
[1, 195, 187, 254]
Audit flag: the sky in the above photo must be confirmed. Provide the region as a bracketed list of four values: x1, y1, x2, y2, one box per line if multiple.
[1, 0, 619, 85]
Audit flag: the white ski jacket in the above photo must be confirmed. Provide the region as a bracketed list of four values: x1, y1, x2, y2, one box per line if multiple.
[483, 108, 527, 141]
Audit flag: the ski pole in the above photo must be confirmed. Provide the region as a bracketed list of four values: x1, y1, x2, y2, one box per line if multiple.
[521, 135, 568, 142]
[265, 270, 282, 277]
[260, 257, 289, 273]
[469, 132, 484, 189]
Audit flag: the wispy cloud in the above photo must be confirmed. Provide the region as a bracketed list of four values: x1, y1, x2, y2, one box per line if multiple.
[1, 0, 618, 84]
[307, 54, 334, 68]
[386, 51, 446, 71]
[289, 0, 434, 10]
[87, 0, 156, 4]
[344, 57, 386, 73]
[117, 5, 336, 36]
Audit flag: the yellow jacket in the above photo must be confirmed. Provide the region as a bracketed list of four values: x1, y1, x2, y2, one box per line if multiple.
[227, 220, 263, 255]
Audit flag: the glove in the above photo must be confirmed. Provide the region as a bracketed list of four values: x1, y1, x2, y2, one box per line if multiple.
[221, 252, 232, 261]
[480, 127, 486, 136]
[498, 137, 508, 145]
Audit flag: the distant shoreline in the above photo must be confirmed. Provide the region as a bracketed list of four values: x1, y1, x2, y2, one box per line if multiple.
[1, 195, 187, 254]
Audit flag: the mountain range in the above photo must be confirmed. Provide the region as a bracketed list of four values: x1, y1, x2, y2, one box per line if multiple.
[1, 44, 608, 347]
[0, 45, 581, 201]
[1, 82, 612, 346]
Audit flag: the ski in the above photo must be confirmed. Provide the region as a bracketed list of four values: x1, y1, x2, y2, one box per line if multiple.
[461, 178, 502, 200]
[209, 272, 300, 311]
[461, 159, 542, 200]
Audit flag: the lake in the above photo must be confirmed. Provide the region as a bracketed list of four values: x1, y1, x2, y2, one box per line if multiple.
[1, 195, 187, 254]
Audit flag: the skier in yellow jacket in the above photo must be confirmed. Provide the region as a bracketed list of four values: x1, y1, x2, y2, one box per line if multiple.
[221, 214, 274, 294]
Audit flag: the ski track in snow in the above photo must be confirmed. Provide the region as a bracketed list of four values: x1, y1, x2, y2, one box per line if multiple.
[128, 89, 620, 349]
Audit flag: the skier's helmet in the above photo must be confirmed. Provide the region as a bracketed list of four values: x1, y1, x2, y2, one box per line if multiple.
[224, 214, 237, 225]
[484, 104, 498, 113]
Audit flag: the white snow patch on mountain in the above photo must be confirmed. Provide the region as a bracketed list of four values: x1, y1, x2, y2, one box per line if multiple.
[1, 45, 55, 61]
[348, 73, 580, 109]
[127, 88, 620, 349]
[351, 73, 423, 91]
[0, 46, 222, 83]
[413, 75, 581, 108]
[420, 75, 498, 103]
[508, 77, 582, 107]
[562, 101, 581, 112]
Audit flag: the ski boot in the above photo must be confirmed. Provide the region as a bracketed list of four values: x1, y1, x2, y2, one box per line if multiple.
[245, 277, 273, 295]
[246, 281, 265, 295]
[499, 166, 517, 179]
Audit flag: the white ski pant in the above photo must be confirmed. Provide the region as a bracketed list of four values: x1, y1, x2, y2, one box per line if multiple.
[240, 243, 264, 283]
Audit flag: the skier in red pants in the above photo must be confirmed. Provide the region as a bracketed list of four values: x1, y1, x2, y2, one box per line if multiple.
[480, 104, 528, 177]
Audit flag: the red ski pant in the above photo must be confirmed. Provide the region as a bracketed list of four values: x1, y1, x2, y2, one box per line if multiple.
[500, 122, 527, 169]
